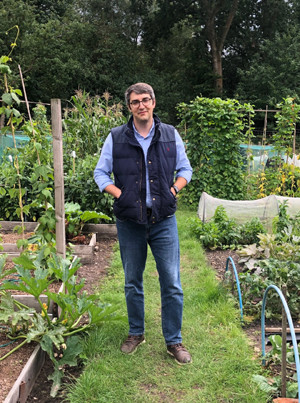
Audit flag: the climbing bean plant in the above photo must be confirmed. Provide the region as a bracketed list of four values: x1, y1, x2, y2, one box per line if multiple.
[0, 104, 54, 222]
[249, 97, 300, 199]
[274, 97, 300, 161]
[177, 97, 254, 206]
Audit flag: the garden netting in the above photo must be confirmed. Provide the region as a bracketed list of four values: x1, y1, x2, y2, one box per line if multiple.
[198, 191, 300, 230]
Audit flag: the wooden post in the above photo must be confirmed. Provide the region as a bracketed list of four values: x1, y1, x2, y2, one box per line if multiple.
[51, 99, 66, 258]
[281, 284, 287, 397]
[259, 106, 268, 171]
[262, 106, 268, 146]
[293, 126, 296, 163]
[0, 113, 4, 129]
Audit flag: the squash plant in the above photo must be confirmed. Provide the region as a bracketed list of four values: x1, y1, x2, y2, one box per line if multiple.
[0, 250, 124, 397]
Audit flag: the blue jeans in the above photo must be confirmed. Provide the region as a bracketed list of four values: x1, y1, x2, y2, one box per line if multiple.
[116, 215, 183, 345]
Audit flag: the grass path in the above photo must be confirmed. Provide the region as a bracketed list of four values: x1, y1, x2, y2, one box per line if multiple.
[66, 210, 269, 402]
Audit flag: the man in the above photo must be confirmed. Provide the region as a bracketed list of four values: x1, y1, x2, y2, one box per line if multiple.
[94, 83, 193, 364]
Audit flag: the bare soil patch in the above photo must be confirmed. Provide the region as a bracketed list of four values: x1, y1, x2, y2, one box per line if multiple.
[0, 235, 116, 403]
[1, 233, 34, 243]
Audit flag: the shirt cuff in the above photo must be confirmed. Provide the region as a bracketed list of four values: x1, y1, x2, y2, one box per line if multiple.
[99, 180, 114, 192]
[176, 171, 192, 184]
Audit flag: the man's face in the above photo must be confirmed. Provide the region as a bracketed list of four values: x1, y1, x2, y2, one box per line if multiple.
[128, 92, 156, 124]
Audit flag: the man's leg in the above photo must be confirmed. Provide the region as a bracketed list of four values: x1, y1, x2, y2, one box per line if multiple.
[116, 219, 147, 339]
[148, 215, 183, 344]
[149, 215, 191, 364]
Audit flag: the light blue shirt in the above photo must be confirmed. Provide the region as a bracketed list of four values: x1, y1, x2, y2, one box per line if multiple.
[94, 121, 193, 207]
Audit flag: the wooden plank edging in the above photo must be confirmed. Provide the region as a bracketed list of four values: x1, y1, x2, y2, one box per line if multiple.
[3, 286, 64, 402]
[3, 345, 45, 403]
[0, 221, 117, 239]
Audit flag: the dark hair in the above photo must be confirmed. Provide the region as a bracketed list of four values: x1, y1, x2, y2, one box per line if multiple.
[125, 83, 155, 105]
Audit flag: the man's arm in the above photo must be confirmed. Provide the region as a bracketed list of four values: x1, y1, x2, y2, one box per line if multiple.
[170, 130, 193, 196]
[94, 133, 121, 198]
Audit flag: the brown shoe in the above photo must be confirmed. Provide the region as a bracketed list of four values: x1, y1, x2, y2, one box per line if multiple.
[167, 343, 192, 365]
[121, 334, 145, 354]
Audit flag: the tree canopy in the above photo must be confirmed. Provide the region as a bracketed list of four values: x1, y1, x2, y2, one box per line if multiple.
[1, 0, 300, 123]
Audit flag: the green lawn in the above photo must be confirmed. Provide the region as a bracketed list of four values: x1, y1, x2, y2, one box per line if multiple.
[65, 209, 269, 402]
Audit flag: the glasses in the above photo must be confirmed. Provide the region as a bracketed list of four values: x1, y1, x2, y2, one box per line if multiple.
[130, 97, 152, 107]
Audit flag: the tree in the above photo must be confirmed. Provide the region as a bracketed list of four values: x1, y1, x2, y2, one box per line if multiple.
[142, 0, 240, 96]
[201, 0, 239, 95]
[223, 0, 297, 98]
[236, 27, 300, 108]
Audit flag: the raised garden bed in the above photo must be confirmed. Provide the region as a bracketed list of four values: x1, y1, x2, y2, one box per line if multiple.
[0, 224, 117, 402]
[67, 232, 96, 264]
[0, 221, 117, 264]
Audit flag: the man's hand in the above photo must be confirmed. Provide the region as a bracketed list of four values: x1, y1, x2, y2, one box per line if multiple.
[104, 184, 122, 199]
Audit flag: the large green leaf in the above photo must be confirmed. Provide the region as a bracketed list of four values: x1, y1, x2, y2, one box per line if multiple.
[0, 292, 35, 325]
[58, 335, 83, 367]
[2, 93, 13, 105]
[252, 375, 278, 394]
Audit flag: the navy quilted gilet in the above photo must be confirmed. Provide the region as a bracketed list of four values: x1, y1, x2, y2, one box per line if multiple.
[111, 115, 177, 224]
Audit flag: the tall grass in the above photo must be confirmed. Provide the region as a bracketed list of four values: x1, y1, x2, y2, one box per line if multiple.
[65, 209, 269, 402]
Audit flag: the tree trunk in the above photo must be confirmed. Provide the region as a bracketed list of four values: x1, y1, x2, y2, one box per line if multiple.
[210, 39, 223, 95]
[203, 0, 239, 96]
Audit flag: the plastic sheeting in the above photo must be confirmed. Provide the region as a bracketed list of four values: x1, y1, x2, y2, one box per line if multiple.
[240, 144, 300, 171]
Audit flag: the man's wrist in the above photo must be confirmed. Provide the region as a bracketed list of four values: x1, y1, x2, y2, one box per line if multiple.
[172, 185, 179, 194]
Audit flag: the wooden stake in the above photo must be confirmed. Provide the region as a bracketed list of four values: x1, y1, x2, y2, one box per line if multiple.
[281, 285, 287, 397]
[265, 327, 300, 334]
[293, 126, 296, 162]
[263, 105, 268, 146]
[51, 99, 66, 258]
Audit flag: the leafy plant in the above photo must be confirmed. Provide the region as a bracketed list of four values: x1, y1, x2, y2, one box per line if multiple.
[238, 202, 300, 266]
[0, 104, 54, 222]
[248, 163, 300, 199]
[253, 334, 299, 399]
[64, 154, 114, 217]
[0, 28, 26, 229]
[274, 97, 300, 163]
[190, 205, 266, 249]
[0, 250, 124, 397]
[177, 97, 254, 205]
[246, 98, 300, 199]
[238, 203, 300, 319]
[64, 202, 111, 239]
[266, 334, 298, 365]
[239, 258, 300, 319]
[62, 90, 126, 160]
[252, 374, 298, 399]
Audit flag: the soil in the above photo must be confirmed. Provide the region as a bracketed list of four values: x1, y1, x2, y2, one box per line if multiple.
[0, 234, 116, 403]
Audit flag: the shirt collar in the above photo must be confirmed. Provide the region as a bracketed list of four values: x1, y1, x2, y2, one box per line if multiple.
[133, 120, 155, 139]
